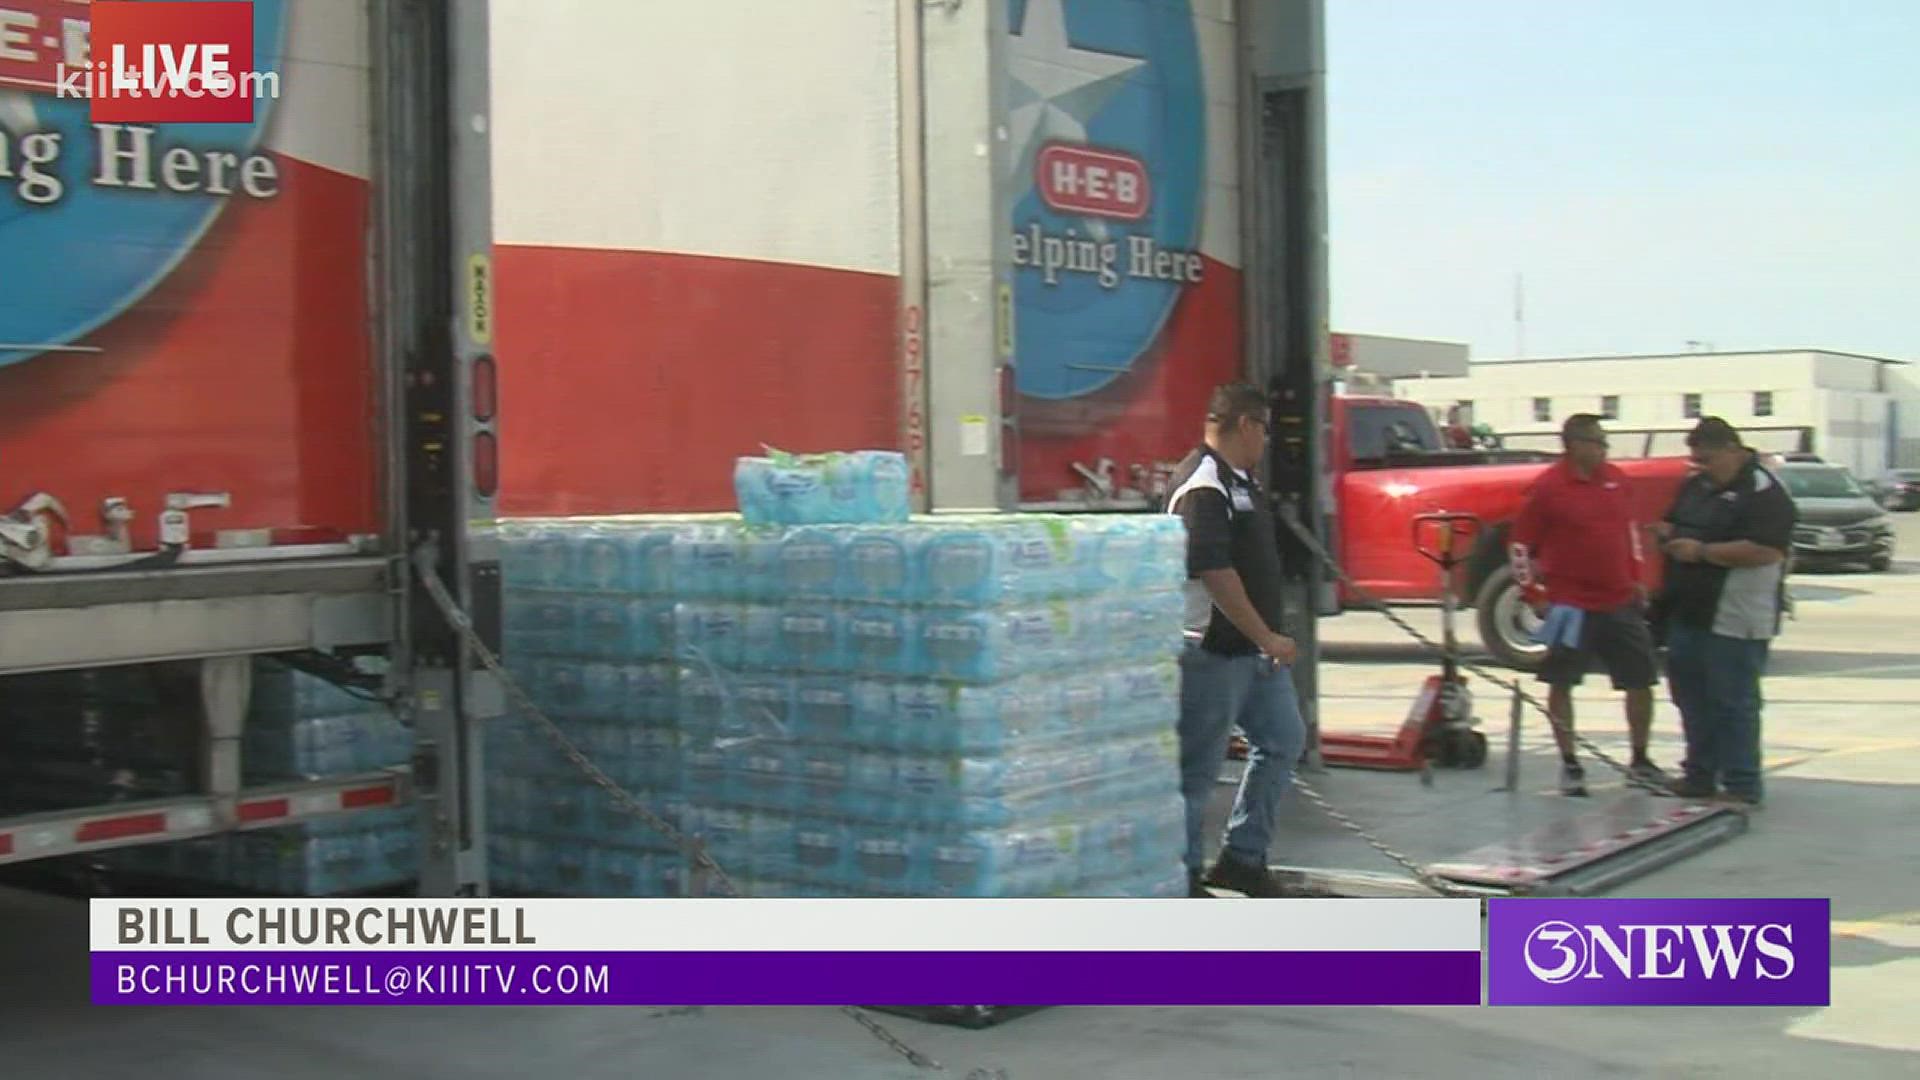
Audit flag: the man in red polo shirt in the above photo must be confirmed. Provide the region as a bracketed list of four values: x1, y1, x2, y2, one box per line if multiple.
[1509, 413, 1667, 796]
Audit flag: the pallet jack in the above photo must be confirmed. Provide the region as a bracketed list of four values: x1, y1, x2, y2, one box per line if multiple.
[1318, 512, 1489, 774]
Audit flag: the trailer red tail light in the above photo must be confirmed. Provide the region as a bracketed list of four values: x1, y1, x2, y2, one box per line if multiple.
[472, 354, 497, 421]
[473, 431, 498, 497]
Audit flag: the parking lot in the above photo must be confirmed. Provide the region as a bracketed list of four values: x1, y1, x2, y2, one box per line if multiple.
[3, 515, 1915, 1079]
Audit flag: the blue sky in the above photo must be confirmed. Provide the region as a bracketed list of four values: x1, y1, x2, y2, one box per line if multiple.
[1324, 0, 1920, 360]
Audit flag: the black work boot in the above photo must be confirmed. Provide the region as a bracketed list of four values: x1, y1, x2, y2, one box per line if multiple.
[1188, 869, 1214, 898]
[1666, 775, 1717, 800]
[1203, 853, 1283, 898]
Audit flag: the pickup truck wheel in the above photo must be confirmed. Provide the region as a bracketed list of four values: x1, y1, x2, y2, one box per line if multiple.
[1475, 565, 1548, 671]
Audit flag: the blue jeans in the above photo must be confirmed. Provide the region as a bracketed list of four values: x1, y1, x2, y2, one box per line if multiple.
[1665, 622, 1770, 799]
[1177, 644, 1308, 871]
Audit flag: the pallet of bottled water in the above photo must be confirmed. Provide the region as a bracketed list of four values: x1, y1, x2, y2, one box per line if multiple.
[244, 658, 411, 783]
[677, 660, 1191, 897]
[734, 449, 910, 526]
[490, 515, 714, 896]
[87, 660, 418, 895]
[493, 510, 1192, 898]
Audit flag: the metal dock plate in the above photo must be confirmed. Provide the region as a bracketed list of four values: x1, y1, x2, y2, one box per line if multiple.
[1429, 795, 1750, 895]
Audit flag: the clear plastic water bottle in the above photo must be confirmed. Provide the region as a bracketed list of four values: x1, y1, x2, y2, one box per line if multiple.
[850, 679, 901, 751]
[492, 774, 531, 839]
[540, 785, 597, 842]
[590, 847, 650, 897]
[622, 662, 678, 726]
[525, 524, 574, 589]
[638, 727, 683, 790]
[860, 452, 912, 524]
[845, 526, 917, 603]
[920, 527, 997, 605]
[793, 746, 852, 819]
[776, 526, 845, 598]
[847, 750, 895, 822]
[790, 817, 851, 887]
[844, 605, 914, 678]
[735, 744, 795, 813]
[735, 603, 782, 671]
[675, 603, 746, 669]
[1107, 661, 1178, 731]
[735, 674, 797, 744]
[1009, 823, 1081, 896]
[793, 675, 855, 745]
[999, 608, 1068, 680]
[973, 679, 1060, 752]
[777, 603, 844, 674]
[503, 592, 573, 657]
[1060, 673, 1107, 739]
[681, 745, 730, 803]
[576, 525, 627, 593]
[694, 806, 759, 874]
[672, 525, 745, 600]
[918, 612, 993, 682]
[927, 831, 995, 897]
[549, 845, 591, 895]
[893, 752, 952, 806]
[675, 670, 731, 746]
[764, 458, 829, 524]
[1139, 515, 1191, 591]
[534, 658, 588, 721]
[572, 597, 627, 660]
[852, 824, 920, 894]
[887, 681, 949, 753]
[601, 524, 660, 596]
[1002, 518, 1073, 601]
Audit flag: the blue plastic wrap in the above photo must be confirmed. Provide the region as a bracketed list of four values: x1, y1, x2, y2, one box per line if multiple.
[488, 511, 1191, 898]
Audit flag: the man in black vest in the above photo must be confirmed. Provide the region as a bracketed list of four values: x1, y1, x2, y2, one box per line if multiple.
[1651, 417, 1796, 809]
[1164, 383, 1307, 897]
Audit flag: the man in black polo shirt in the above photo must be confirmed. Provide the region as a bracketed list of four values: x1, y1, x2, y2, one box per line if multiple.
[1651, 417, 1796, 809]
[1163, 383, 1307, 898]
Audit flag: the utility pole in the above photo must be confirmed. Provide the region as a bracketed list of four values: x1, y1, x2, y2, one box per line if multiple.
[1513, 272, 1526, 359]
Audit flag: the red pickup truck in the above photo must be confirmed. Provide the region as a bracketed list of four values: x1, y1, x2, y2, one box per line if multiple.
[1328, 396, 1694, 668]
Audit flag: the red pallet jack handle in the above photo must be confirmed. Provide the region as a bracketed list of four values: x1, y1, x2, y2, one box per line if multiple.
[1316, 512, 1487, 773]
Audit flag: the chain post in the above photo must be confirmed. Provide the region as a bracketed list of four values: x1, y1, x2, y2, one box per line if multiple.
[1498, 683, 1524, 793]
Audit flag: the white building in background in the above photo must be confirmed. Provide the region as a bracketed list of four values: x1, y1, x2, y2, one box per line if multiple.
[1329, 331, 1468, 393]
[1396, 349, 1920, 476]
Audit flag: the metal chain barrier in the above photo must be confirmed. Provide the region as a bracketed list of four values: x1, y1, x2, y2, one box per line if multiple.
[412, 557, 950, 1073]
[1276, 513, 1670, 797]
[1286, 776, 1480, 897]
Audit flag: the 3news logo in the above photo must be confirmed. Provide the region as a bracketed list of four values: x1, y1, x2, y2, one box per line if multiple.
[1488, 898, 1830, 1006]
[1523, 919, 1796, 984]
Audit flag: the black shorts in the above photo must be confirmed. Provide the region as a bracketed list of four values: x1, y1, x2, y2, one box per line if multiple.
[1537, 602, 1659, 690]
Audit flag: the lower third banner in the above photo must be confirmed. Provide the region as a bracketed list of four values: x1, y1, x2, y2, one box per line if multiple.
[89, 898, 1482, 1006]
